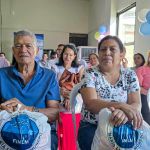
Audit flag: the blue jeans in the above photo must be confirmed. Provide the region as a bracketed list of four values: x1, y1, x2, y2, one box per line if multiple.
[50, 122, 58, 150]
[78, 121, 97, 150]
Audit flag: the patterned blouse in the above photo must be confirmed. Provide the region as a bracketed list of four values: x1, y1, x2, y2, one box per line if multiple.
[81, 66, 140, 124]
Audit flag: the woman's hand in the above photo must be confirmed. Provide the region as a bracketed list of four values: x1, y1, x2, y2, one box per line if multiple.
[63, 98, 70, 111]
[122, 58, 128, 68]
[109, 107, 128, 127]
[119, 103, 143, 129]
[60, 87, 71, 111]
[0, 98, 31, 112]
[60, 87, 70, 99]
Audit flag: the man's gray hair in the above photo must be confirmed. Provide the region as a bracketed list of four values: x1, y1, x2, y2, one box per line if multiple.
[14, 30, 37, 46]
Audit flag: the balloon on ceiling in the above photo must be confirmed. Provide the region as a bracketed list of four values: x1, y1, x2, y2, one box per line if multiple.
[94, 25, 108, 41]
[139, 9, 150, 36]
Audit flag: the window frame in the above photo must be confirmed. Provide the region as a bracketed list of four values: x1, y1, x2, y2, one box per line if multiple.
[116, 2, 136, 67]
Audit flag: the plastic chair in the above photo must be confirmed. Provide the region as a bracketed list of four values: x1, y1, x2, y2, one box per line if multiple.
[70, 79, 85, 150]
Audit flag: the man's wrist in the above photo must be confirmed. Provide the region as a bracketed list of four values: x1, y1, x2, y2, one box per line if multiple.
[32, 106, 40, 112]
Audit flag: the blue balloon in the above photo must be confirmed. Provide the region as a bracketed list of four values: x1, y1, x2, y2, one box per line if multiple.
[98, 25, 107, 34]
[146, 11, 150, 23]
[139, 22, 150, 36]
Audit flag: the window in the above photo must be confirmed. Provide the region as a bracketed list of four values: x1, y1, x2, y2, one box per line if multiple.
[69, 33, 88, 47]
[117, 3, 136, 67]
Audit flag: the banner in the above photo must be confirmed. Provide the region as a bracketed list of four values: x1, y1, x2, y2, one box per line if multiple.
[35, 34, 44, 62]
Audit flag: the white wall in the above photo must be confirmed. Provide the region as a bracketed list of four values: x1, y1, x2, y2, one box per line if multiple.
[88, 0, 111, 46]
[1, 0, 89, 61]
[1, 0, 150, 61]
[88, 0, 118, 46]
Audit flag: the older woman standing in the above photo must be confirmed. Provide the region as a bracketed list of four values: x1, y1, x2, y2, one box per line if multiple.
[136, 52, 150, 125]
[78, 35, 143, 150]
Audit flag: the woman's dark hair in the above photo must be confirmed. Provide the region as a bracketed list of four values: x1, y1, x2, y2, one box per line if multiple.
[57, 44, 79, 67]
[88, 53, 98, 60]
[134, 53, 145, 66]
[98, 35, 124, 53]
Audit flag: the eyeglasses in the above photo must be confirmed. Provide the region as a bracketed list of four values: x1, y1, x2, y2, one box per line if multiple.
[14, 44, 34, 50]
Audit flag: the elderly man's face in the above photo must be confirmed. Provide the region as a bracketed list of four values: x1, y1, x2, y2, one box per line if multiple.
[13, 35, 38, 65]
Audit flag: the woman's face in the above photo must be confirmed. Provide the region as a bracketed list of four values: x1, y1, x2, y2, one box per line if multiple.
[147, 53, 150, 64]
[134, 54, 143, 67]
[98, 39, 124, 70]
[89, 54, 99, 66]
[63, 48, 76, 65]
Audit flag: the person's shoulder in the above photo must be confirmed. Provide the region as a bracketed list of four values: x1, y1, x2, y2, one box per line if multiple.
[121, 66, 136, 76]
[138, 65, 148, 70]
[0, 57, 6, 61]
[48, 59, 58, 64]
[39, 65, 55, 74]
[55, 65, 64, 72]
[85, 66, 99, 74]
[130, 66, 135, 70]
[76, 64, 84, 71]
[135, 65, 146, 73]
[0, 57, 10, 67]
[0, 66, 13, 75]
[40, 67, 58, 82]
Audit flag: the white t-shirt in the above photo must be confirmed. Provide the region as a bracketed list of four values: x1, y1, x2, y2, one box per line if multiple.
[54, 65, 83, 113]
[54, 65, 83, 80]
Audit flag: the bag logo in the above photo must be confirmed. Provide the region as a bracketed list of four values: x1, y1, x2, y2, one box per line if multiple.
[107, 122, 144, 149]
[0, 114, 39, 150]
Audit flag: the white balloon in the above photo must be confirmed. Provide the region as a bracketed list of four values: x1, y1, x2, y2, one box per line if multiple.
[138, 9, 149, 22]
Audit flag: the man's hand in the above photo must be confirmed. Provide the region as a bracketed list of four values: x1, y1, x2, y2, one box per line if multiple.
[0, 98, 32, 112]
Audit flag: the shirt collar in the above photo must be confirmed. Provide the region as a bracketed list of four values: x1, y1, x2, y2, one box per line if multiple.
[12, 61, 42, 78]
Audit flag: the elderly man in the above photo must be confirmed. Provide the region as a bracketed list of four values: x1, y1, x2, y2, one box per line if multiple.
[0, 30, 61, 150]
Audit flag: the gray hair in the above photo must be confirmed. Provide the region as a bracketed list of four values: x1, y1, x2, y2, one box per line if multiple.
[14, 30, 37, 46]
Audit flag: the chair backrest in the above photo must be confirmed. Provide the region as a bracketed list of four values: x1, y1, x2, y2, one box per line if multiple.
[70, 79, 84, 113]
[70, 79, 85, 150]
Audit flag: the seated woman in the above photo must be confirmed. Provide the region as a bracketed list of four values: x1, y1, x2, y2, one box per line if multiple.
[88, 53, 99, 68]
[53, 44, 84, 150]
[136, 52, 150, 125]
[54, 44, 84, 111]
[131, 53, 145, 70]
[78, 35, 143, 150]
